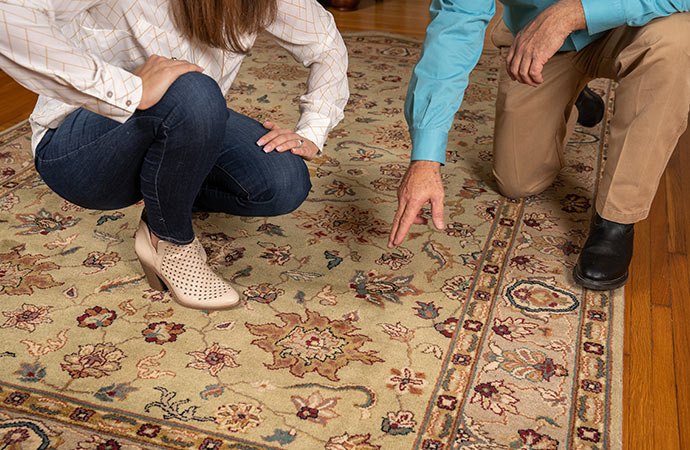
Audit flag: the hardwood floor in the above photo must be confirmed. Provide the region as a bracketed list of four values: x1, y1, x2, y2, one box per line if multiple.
[0, 1, 687, 447]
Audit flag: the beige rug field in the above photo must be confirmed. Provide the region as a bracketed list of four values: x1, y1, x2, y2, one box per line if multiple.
[0, 32, 622, 449]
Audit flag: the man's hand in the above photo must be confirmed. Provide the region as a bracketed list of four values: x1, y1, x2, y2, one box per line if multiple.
[388, 160, 445, 248]
[133, 55, 204, 109]
[506, 0, 586, 86]
[257, 121, 320, 161]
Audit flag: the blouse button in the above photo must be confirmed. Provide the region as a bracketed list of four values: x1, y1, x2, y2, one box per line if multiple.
[107, 91, 113, 98]
[126, 100, 132, 106]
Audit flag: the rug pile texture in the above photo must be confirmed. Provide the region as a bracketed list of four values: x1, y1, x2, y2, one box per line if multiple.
[0, 32, 622, 449]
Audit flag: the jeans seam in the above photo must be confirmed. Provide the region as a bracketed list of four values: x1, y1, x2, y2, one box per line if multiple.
[148, 124, 172, 241]
[213, 161, 252, 199]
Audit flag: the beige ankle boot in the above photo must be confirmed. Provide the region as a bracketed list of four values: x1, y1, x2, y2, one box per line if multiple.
[134, 220, 240, 310]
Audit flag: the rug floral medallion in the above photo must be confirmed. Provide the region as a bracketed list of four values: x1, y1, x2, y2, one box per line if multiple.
[0, 32, 622, 450]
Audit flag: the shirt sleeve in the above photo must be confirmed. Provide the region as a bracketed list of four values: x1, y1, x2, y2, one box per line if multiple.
[405, 0, 495, 165]
[581, 0, 690, 35]
[263, 0, 349, 151]
[0, 1, 142, 123]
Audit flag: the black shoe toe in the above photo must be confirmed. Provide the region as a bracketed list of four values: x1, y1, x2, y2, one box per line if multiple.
[574, 214, 634, 290]
[575, 86, 605, 128]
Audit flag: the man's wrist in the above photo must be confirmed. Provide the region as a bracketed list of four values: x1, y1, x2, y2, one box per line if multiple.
[410, 159, 441, 171]
[554, 0, 587, 33]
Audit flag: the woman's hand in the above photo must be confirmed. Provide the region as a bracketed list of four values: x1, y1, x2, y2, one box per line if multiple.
[257, 121, 319, 161]
[133, 55, 204, 110]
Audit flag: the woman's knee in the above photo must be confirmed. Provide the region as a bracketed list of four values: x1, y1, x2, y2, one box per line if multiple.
[261, 155, 311, 215]
[161, 72, 228, 136]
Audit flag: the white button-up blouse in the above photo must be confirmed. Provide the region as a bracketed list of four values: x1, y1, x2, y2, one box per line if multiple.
[0, 0, 349, 153]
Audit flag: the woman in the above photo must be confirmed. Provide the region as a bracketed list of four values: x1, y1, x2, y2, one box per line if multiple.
[0, 0, 348, 310]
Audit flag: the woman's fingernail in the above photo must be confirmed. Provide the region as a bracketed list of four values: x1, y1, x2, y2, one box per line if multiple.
[256, 140, 263, 146]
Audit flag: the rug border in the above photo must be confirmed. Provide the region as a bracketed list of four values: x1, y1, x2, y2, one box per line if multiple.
[0, 119, 30, 136]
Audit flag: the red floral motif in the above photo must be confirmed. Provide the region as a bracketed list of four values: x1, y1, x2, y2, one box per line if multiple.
[0, 244, 62, 296]
[325, 433, 381, 450]
[215, 403, 263, 433]
[61, 343, 125, 379]
[350, 270, 421, 307]
[364, 121, 410, 152]
[387, 367, 426, 395]
[516, 429, 559, 449]
[470, 380, 519, 416]
[259, 245, 292, 266]
[82, 251, 120, 272]
[248, 63, 303, 80]
[142, 322, 185, 345]
[199, 232, 245, 267]
[2, 303, 52, 332]
[491, 316, 538, 342]
[295, 204, 388, 245]
[13, 208, 80, 235]
[291, 391, 340, 426]
[243, 283, 284, 304]
[246, 309, 383, 381]
[187, 343, 240, 376]
[77, 306, 116, 329]
[375, 247, 413, 270]
[560, 194, 591, 213]
[509, 254, 548, 274]
[435, 318, 459, 338]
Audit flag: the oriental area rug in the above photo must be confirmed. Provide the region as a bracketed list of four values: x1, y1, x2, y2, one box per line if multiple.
[0, 32, 622, 449]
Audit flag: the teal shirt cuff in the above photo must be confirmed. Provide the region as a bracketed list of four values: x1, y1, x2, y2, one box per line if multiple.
[410, 128, 448, 165]
[580, 0, 627, 34]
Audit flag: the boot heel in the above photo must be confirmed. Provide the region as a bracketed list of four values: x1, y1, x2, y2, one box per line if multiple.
[140, 260, 167, 291]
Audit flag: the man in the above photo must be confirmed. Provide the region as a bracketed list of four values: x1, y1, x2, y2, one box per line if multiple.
[388, 0, 690, 290]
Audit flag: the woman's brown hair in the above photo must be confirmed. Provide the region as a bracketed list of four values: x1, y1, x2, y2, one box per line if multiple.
[171, 0, 278, 54]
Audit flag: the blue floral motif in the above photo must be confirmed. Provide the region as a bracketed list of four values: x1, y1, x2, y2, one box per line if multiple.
[94, 383, 137, 402]
[413, 301, 441, 320]
[14, 363, 46, 383]
[262, 429, 296, 445]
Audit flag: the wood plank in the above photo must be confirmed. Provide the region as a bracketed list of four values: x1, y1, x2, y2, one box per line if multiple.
[327, 0, 432, 40]
[649, 172, 671, 306]
[664, 148, 687, 254]
[0, 71, 37, 131]
[625, 211, 653, 450]
[669, 253, 690, 449]
[623, 353, 630, 450]
[651, 305, 680, 450]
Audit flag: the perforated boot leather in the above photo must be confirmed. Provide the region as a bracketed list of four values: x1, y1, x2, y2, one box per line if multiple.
[134, 220, 240, 310]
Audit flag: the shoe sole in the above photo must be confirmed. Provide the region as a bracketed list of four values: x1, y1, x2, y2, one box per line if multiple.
[573, 266, 628, 290]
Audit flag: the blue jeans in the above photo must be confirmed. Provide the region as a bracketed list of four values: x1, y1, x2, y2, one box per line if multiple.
[34, 72, 311, 245]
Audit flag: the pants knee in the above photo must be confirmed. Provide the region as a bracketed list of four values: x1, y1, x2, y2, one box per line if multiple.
[493, 171, 555, 199]
[163, 72, 228, 140]
[262, 158, 311, 215]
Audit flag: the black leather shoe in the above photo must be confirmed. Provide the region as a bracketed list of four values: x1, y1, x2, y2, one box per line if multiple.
[573, 213, 634, 290]
[575, 86, 605, 128]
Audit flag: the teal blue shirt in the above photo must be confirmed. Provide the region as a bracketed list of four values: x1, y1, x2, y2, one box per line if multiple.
[406, 0, 690, 164]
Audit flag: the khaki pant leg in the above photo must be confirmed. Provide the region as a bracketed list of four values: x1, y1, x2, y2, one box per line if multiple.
[491, 21, 587, 199]
[575, 13, 690, 223]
